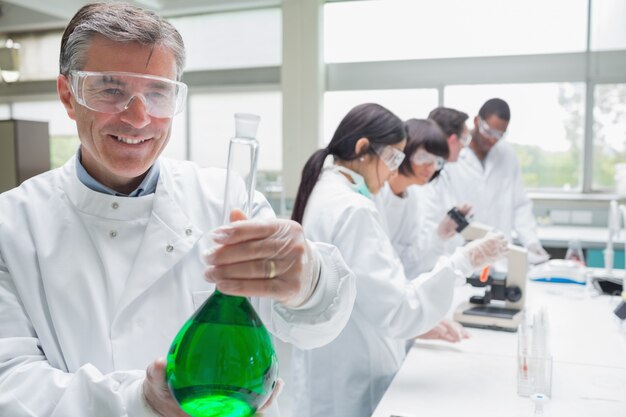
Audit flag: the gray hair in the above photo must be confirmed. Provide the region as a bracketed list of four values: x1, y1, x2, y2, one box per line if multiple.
[60, 2, 185, 80]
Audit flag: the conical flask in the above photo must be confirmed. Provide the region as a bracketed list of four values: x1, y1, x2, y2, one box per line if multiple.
[166, 113, 278, 417]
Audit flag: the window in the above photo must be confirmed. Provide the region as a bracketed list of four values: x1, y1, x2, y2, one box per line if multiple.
[188, 90, 281, 170]
[162, 109, 188, 161]
[445, 83, 586, 191]
[593, 84, 626, 190]
[0, 104, 10, 119]
[12, 31, 62, 81]
[188, 90, 283, 213]
[591, 0, 626, 51]
[324, 0, 587, 63]
[169, 8, 281, 71]
[324, 89, 438, 145]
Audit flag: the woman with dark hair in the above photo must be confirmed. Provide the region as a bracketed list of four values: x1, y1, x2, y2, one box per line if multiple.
[375, 118, 476, 344]
[375, 119, 472, 278]
[290, 103, 508, 417]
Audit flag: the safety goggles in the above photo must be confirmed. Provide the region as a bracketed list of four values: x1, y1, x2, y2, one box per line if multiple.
[372, 144, 406, 171]
[458, 130, 472, 147]
[411, 148, 445, 170]
[478, 117, 507, 141]
[68, 71, 188, 118]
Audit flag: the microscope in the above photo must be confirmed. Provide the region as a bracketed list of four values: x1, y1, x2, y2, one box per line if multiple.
[447, 208, 529, 332]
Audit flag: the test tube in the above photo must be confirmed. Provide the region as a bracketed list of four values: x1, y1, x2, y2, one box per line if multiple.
[222, 113, 260, 224]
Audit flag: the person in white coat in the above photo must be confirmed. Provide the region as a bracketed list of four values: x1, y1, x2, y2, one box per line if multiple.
[375, 118, 474, 343]
[289, 103, 509, 417]
[0, 4, 356, 417]
[416, 107, 474, 261]
[376, 118, 472, 278]
[435, 98, 550, 263]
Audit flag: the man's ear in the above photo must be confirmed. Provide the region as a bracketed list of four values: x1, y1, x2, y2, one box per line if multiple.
[57, 74, 77, 121]
[354, 137, 370, 158]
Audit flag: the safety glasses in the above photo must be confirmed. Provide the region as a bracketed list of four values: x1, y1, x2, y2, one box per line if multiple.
[411, 148, 445, 170]
[478, 117, 507, 141]
[68, 71, 188, 118]
[458, 130, 472, 147]
[372, 144, 406, 171]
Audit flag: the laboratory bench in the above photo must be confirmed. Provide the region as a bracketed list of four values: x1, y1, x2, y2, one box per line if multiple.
[372, 282, 626, 417]
[537, 225, 625, 269]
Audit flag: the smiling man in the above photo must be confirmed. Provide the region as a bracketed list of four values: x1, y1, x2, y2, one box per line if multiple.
[0, 3, 356, 417]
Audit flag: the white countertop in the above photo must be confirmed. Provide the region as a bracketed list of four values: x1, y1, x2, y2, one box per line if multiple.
[372, 283, 626, 417]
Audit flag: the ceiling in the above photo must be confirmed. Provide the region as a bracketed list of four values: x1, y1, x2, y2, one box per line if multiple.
[0, 0, 281, 33]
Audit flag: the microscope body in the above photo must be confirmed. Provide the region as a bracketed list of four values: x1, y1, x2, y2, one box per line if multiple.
[452, 219, 529, 331]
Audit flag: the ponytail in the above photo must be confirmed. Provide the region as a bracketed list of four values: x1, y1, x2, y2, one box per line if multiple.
[291, 148, 330, 224]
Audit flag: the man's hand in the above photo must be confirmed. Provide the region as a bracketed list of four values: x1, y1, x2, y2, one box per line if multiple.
[417, 319, 470, 343]
[204, 210, 319, 308]
[254, 378, 284, 415]
[143, 358, 283, 416]
[143, 358, 189, 417]
[437, 204, 472, 240]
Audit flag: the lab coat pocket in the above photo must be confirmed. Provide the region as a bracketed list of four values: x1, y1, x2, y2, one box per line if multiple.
[192, 290, 213, 309]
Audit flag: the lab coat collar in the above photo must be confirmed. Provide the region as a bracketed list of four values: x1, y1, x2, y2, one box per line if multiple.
[59, 156, 204, 316]
[115, 158, 204, 315]
[460, 145, 500, 178]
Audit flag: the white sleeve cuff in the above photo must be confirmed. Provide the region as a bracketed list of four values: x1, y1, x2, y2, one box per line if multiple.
[270, 242, 356, 349]
[122, 376, 159, 417]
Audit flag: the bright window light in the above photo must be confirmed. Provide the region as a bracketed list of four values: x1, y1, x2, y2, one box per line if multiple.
[325, 0, 587, 63]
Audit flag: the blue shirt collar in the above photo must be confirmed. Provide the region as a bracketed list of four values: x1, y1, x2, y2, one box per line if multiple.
[75, 147, 160, 197]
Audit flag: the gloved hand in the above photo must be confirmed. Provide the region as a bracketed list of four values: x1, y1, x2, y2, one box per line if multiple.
[448, 232, 508, 275]
[527, 241, 550, 264]
[437, 204, 472, 239]
[416, 319, 470, 343]
[143, 358, 190, 416]
[143, 358, 284, 416]
[204, 209, 320, 308]
[461, 231, 509, 270]
[255, 378, 284, 415]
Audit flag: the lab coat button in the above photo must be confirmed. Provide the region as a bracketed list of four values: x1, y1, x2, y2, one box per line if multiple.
[166, 244, 174, 252]
[112, 202, 119, 209]
[185, 228, 192, 236]
[110, 230, 117, 238]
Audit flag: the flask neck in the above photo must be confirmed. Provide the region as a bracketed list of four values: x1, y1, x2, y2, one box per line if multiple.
[212, 288, 247, 301]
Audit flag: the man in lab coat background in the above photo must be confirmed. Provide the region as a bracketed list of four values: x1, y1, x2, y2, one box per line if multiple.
[0, 3, 356, 416]
[430, 98, 550, 262]
[416, 106, 473, 270]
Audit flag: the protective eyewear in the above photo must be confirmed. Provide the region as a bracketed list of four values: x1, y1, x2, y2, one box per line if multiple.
[68, 71, 188, 118]
[458, 130, 472, 147]
[478, 117, 507, 141]
[372, 144, 406, 171]
[411, 148, 445, 170]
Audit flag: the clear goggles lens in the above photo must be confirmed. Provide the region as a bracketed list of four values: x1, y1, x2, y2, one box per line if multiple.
[459, 130, 472, 146]
[69, 71, 188, 118]
[373, 144, 406, 171]
[478, 118, 506, 141]
[411, 148, 445, 170]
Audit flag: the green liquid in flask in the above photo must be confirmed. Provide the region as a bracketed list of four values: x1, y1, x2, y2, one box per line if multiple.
[166, 291, 278, 417]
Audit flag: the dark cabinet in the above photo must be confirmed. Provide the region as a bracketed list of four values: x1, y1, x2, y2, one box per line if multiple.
[0, 119, 50, 193]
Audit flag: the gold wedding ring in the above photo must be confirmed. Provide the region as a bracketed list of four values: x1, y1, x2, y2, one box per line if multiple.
[268, 260, 277, 279]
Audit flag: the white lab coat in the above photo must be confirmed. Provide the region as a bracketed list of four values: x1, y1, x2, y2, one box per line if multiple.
[375, 182, 451, 278]
[0, 156, 356, 417]
[291, 167, 470, 417]
[424, 142, 540, 247]
[417, 168, 468, 260]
